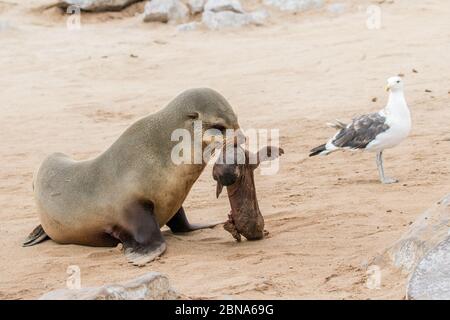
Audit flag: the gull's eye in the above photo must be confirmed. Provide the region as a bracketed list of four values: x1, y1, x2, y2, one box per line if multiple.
[397, 80, 400, 83]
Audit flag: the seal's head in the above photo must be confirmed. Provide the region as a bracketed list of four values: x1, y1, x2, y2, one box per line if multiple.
[169, 88, 244, 163]
[168, 88, 245, 159]
[174, 88, 240, 132]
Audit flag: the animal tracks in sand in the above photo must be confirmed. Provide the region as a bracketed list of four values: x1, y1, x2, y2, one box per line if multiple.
[87, 249, 119, 259]
[67, 103, 137, 123]
[87, 109, 136, 123]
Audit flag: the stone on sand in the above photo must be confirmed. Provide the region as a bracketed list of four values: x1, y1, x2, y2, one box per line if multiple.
[143, 0, 189, 23]
[327, 3, 346, 15]
[202, 0, 268, 30]
[39, 272, 179, 300]
[204, 0, 244, 13]
[176, 22, 200, 32]
[56, 0, 141, 12]
[264, 0, 324, 12]
[407, 236, 450, 300]
[248, 9, 270, 25]
[377, 194, 450, 273]
[188, 0, 206, 14]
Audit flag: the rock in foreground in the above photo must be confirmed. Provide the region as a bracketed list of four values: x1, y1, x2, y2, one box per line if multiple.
[39, 272, 179, 300]
[381, 194, 450, 273]
[388, 195, 450, 273]
[407, 236, 450, 300]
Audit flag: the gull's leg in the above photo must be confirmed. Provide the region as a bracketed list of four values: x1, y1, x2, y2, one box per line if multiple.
[376, 151, 384, 181]
[376, 151, 398, 184]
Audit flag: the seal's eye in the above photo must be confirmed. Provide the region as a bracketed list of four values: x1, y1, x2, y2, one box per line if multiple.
[187, 112, 199, 120]
[211, 124, 226, 133]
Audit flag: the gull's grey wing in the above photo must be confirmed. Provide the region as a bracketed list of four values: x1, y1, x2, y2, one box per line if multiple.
[332, 113, 389, 149]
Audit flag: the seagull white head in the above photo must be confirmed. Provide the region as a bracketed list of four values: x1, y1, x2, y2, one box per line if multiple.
[386, 76, 404, 92]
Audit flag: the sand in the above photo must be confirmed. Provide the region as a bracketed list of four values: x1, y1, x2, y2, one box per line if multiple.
[1, 0, 450, 299]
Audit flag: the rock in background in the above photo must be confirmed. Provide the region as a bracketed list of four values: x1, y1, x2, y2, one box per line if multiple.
[202, 0, 269, 30]
[188, 0, 206, 14]
[264, 0, 324, 12]
[143, 0, 189, 23]
[39, 272, 179, 300]
[56, 0, 330, 30]
[176, 21, 201, 32]
[56, 0, 142, 12]
[204, 0, 244, 13]
[327, 3, 346, 15]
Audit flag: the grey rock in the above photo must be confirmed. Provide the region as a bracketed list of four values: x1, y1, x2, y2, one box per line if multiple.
[0, 20, 13, 32]
[56, 0, 141, 12]
[202, 9, 268, 30]
[188, 0, 206, 14]
[327, 3, 346, 15]
[204, 0, 243, 13]
[202, 10, 247, 29]
[407, 236, 450, 300]
[176, 22, 200, 32]
[376, 194, 450, 274]
[263, 0, 324, 12]
[248, 9, 269, 26]
[143, 0, 189, 23]
[39, 272, 179, 300]
[201, 0, 268, 30]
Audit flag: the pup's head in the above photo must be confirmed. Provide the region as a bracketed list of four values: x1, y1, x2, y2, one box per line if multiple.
[213, 145, 284, 198]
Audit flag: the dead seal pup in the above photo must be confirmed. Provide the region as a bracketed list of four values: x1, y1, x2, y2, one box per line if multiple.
[24, 88, 240, 266]
[213, 143, 284, 241]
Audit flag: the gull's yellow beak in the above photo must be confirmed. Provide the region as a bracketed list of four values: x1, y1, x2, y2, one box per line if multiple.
[385, 86, 390, 92]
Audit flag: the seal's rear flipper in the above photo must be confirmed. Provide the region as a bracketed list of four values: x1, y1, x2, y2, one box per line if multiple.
[23, 224, 49, 247]
[167, 207, 220, 233]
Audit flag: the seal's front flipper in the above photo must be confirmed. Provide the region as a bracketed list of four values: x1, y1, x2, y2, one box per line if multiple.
[23, 224, 49, 247]
[167, 207, 220, 233]
[124, 241, 166, 267]
[119, 200, 167, 266]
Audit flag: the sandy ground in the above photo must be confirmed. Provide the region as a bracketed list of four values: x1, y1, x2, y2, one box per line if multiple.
[1, 0, 450, 300]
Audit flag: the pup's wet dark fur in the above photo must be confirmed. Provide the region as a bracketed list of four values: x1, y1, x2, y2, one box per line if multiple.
[213, 144, 284, 241]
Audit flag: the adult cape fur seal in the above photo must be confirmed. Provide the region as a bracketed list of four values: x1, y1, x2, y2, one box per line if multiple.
[24, 88, 240, 265]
